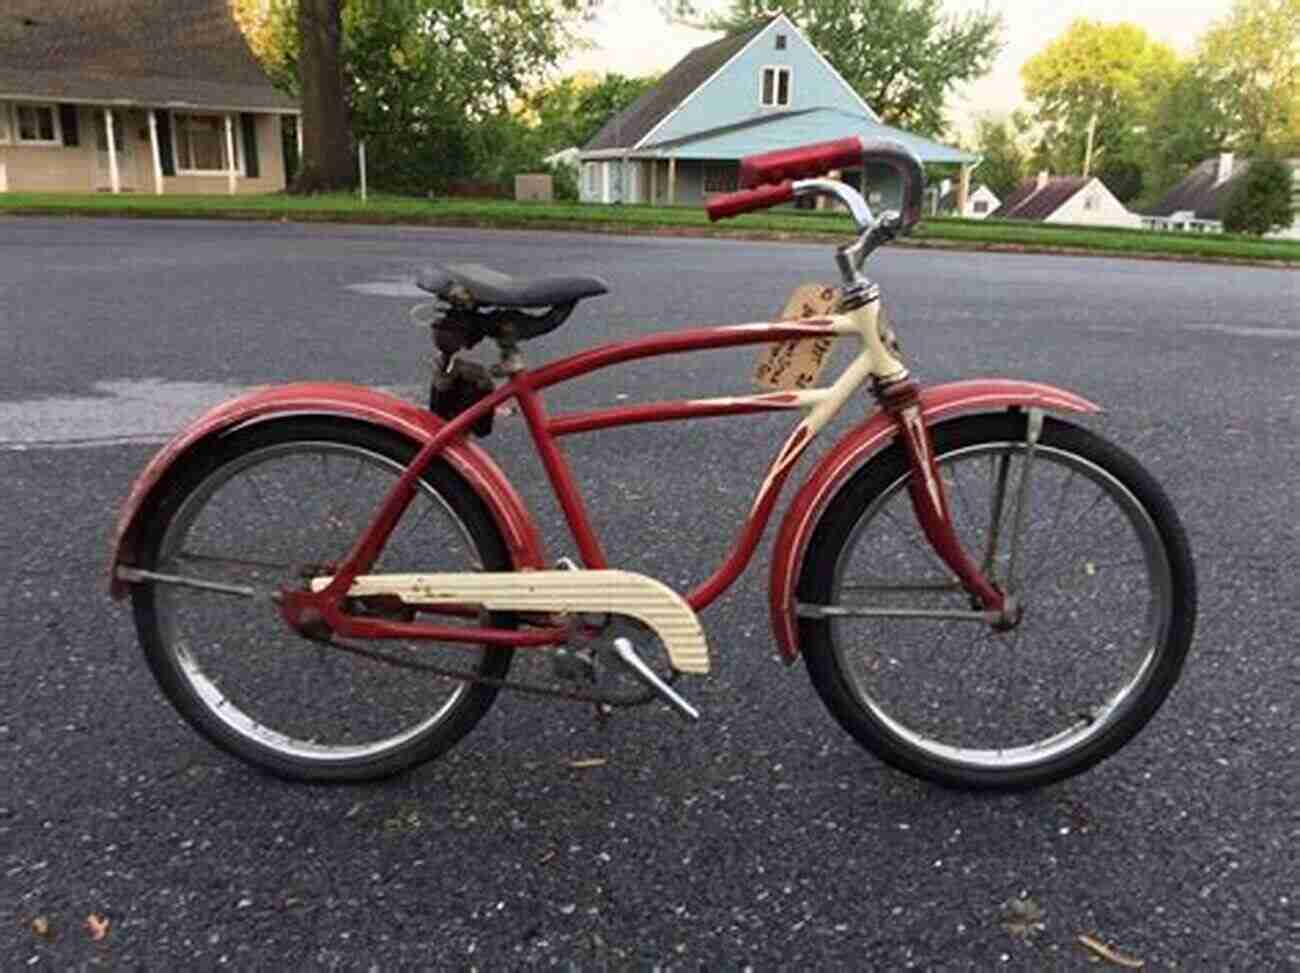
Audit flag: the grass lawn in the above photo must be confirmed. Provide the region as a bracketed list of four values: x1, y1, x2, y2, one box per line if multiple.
[3, 191, 1298, 267]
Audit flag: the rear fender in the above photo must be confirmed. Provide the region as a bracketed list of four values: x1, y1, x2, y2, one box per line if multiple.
[109, 382, 546, 597]
[768, 379, 1101, 662]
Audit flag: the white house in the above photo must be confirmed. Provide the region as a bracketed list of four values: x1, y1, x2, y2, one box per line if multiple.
[937, 180, 1000, 219]
[1144, 153, 1300, 240]
[990, 172, 1142, 229]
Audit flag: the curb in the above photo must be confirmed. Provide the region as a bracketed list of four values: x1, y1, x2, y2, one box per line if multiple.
[2, 206, 1297, 271]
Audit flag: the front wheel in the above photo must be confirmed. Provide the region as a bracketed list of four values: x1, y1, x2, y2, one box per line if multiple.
[129, 417, 515, 782]
[798, 412, 1196, 791]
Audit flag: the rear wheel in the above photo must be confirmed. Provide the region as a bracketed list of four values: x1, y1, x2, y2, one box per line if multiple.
[798, 413, 1196, 791]
[130, 417, 514, 782]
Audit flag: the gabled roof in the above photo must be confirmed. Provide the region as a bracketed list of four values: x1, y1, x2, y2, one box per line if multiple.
[1146, 156, 1253, 220]
[584, 17, 776, 152]
[636, 106, 975, 164]
[938, 184, 996, 210]
[0, 0, 297, 113]
[990, 176, 1090, 220]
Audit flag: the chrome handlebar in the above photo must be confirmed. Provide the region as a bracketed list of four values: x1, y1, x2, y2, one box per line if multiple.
[790, 179, 902, 294]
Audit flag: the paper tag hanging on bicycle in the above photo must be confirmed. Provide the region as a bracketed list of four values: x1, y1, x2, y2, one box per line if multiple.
[753, 283, 839, 391]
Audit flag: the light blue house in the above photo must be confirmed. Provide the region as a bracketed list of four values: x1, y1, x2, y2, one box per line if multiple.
[579, 13, 976, 212]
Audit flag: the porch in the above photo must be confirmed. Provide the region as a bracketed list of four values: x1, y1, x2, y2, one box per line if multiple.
[0, 101, 298, 195]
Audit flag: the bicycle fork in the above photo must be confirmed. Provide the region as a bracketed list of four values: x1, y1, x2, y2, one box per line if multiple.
[879, 380, 1039, 628]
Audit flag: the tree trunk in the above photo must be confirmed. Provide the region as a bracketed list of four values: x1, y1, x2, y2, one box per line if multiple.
[293, 0, 353, 193]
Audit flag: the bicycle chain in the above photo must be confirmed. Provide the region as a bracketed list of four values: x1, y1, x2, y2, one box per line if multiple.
[324, 634, 661, 708]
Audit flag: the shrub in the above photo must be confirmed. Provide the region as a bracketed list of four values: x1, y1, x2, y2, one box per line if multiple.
[1223, 157, 1296, 235]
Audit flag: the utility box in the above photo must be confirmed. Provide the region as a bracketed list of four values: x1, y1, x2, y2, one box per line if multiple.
[515, 174, 553, 202]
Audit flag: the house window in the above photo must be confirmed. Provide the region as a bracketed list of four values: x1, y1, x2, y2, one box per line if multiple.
[973, 200, 989, 214]
[702, 164, 738, 194]
[583, 163, 598, 196]
[0, 103, 10, 144]
[775, 34, 786, 50]
[1083, 193, 1099, 211]
[761, 67, 791, 107]
[172, 113, 241, 174]
[15, 103, 60, 144]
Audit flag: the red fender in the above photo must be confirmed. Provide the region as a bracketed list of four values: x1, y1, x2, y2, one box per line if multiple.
[109, 382, 546, 598]
[768, 379, 1101, 662]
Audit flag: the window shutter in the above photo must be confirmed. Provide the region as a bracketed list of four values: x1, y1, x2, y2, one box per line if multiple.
[157, 112, 176, 176]
[59, 105, 79, 146]
[240, 114, 260, 178]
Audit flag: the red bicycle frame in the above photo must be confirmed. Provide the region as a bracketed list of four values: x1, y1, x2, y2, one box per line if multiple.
[277, 301, 1011, 650]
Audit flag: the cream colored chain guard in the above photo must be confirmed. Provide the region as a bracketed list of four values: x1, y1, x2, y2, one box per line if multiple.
[312, 569, 710, 675]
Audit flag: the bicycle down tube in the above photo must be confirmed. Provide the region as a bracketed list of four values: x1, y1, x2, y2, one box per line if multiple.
[282, 294, 1005, 649]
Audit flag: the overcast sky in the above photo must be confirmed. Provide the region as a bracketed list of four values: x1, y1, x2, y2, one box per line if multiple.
[565, 0, 1236, 131]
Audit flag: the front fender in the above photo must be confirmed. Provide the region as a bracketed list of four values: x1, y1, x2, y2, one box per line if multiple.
[768, 379, 1101, 662]
[110, 382, 546, 598]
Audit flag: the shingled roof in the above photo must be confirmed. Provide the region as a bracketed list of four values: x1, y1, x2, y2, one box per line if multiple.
[1146, 156, 1254, 220]
[0, 0, 296, 112]
[989, 176, 1090, 220]
[584, 16, 776, 152]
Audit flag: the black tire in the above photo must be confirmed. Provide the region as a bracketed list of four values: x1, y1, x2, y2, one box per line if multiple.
[798, 412, 1196, 791]
[130, 417, 514, 782]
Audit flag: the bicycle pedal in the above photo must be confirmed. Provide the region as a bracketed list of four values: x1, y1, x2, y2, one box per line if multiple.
[607, 637, 700, 722]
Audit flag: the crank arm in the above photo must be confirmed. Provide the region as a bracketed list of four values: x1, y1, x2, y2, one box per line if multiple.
[323, 633, 668, 709]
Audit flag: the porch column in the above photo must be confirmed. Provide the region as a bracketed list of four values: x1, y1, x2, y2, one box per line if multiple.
[296, 113, 304, 163]
[649, 159, 658, 206]
[224, 113, 238, 195]
[621, 154, 630, 203]
[958, 163, 972, 217]
[147, 110, 165, 195]
[104, 108, 121, 195]
[667, 156, 676, 206]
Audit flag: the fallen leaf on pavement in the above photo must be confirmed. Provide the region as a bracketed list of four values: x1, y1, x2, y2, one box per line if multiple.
[31, 916, 52, 939]
[1001, 896, 1045, 938]
[85, 914, 110, 942]
[569, 757, 607, 769]
[1078, 933, 1143, 968]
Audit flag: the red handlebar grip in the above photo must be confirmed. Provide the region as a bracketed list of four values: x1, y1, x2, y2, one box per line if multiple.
[706, 181, 795, 221]
[738, 136, 864, 188]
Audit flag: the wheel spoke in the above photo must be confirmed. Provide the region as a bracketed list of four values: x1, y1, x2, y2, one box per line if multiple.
[816, 423, 1186, 786]
[136, 428, 512, 782]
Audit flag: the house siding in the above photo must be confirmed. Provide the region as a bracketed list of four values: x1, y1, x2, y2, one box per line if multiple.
[1048, 178, 1141, 229]
[0, 105, 287, 193]
[643, 19, 871, 149]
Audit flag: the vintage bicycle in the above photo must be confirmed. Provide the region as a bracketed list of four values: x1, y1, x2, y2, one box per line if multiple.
[111, 137, 1196, 791]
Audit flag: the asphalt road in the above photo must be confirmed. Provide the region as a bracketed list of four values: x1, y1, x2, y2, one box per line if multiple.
[1, 218, 1297, 968]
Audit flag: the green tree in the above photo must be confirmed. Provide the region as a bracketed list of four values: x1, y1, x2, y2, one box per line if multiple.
[1021, 20, 1177, 180]
[297, 0, 353, 191]
[1097, 159, 1143, 203]
[711, 0, 1003, 137]
[237, 0, 581, 193]
[969, 118, 1024, 199]
[1141, 60, 1235, 197]
[1198, 0, 1300, 151]
[525, 73, 660, 151]
[1222, 157, 1297, 234]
